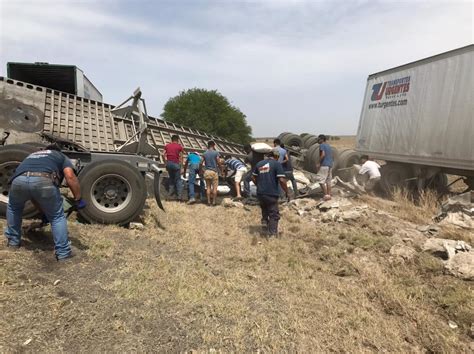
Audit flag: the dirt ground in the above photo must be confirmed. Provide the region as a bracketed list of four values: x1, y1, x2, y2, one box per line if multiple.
[0, 192, 472, 352]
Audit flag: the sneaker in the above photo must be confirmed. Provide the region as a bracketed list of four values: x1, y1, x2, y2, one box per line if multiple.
[187, 198, 196, 205]
[323, 194, 332, 201]
[6, 240, 20, 249]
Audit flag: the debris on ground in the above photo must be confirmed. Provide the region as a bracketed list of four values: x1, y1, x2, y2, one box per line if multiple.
[417, 224, 440, 236]
[129, 222, 145, 230]
[222, 198, 244, 208]
[435, 191, 473, 230]
[423, 238, 473, 280]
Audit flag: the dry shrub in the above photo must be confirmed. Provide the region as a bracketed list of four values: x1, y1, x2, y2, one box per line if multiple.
[391, 188, 440, 224]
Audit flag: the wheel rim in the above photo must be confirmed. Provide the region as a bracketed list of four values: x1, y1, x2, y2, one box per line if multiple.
[90, 174, 132, 213]
[0, 161, 20, 204]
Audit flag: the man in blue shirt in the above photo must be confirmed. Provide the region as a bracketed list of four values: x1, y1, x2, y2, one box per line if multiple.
[252, 149, 289, 237]
[273, 139, 288, 165]
[183, 151, 205, 204]
[201, 141, 222, 206]
[315, 134, 334, 200]
[4, 144, 85, 261]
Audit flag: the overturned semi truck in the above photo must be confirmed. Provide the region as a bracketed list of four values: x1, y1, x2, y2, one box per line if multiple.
[355, 45, 474, 192]
[0, 72, 246, 225]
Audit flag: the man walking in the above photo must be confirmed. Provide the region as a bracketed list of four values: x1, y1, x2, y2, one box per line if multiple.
[252, 149, 289, 237]
[183, 151, 205, 204]
[273, 138, 288, 165]
[201, 141, 222, 206]
[224, 155, 248, 199]
[4, 144, 85, 261]
[315, 134, 333, 201]
[163, 135, 184, 201]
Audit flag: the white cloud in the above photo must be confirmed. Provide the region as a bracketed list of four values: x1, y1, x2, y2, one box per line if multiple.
[0, 0, 471, 136]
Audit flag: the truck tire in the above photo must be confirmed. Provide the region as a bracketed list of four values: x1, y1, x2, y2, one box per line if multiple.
[303, 135, 319, 149]
[78, 159, 147, 225]
[304, 144, 320, 173]
[281, 133, 303, 148]
[424, 173, 448, 193]
[277, 132, 291, 141]
[300, 133, 310, 138]
[336, 149, 362, 181]
[0, 144, 42, 218]
[331, 147, 340, 173]
[380, 163, 412, 193]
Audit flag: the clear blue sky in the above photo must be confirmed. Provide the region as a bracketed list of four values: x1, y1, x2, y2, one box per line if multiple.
[0, 0, 471, 137]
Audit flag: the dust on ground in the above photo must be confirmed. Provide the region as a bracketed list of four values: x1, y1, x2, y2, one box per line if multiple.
[1, 194, 472, 352]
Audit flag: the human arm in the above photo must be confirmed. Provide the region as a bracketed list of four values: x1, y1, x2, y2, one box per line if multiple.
[183, 157, 189, 176]
[63, 167, 81, 201]
[162, 146, 168, 164]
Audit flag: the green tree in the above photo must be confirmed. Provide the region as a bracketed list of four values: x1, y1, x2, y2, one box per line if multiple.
[161, 88, 253, 144]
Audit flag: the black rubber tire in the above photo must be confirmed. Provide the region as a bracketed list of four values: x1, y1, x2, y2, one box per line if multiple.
[380, 163, 413, 193]
[303, 135, 319, 149]
[424, 173, 448, 193]
[277, 132, 291, 141]
[152, 171, 165, 211]
[331, 147, 340, 173]
[336, 149, 362, 181]
[300, 133, 310, 138]
[304, 144, 320, 173]
[281, 133, 303, 148]
[78, 159, 147, 225]
[0, 144, 42, 218]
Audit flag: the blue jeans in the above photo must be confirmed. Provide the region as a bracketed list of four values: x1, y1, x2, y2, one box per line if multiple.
[188, 163, 205, 199]
[166, 161, 183, 199]
[243, 170, 252, 197]
[4, 175, 71, 259]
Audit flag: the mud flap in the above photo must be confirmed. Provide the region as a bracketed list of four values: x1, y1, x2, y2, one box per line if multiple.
[153, 171, 165, 211]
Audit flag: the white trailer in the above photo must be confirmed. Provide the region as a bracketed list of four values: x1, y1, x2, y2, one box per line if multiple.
[356, 45, 473, 191]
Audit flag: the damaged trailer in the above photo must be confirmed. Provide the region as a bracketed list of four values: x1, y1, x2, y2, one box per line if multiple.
[355, 45, 474, 192]
[0, 75, 246, 225]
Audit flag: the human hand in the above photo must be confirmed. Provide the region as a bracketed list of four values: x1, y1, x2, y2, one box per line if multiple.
[75, 199, 87, 210]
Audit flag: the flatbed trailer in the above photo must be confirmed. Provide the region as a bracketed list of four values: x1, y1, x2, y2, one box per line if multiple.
[0, 76, 246, 225]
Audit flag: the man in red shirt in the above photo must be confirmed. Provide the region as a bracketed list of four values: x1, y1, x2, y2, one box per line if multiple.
[163, 135, 184, 201]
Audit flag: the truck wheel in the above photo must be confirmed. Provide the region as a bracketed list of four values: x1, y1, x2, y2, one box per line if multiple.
[335, 149, 362, 181]
[0, 144, 42, 218]
[78, 159, 146, 225]
[277, 132, 291, 141]
[303, 135, 319, 149]
[281, 133, 303, 148]
[424, 173, 448, 193]
[152, 171, 165, 211]
[380, 163, 412, 193]
[304, 144, 320, 173]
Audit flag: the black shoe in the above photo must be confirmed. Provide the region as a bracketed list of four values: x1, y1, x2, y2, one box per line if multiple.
[56, 253, 75, 262]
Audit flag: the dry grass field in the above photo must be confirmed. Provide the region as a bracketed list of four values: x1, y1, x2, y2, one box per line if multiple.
[1, 193, 472, 352]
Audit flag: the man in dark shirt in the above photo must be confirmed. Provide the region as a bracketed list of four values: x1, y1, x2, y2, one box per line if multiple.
[315, 134, 334, 200]
[4, 144, 85, 261]
[163, 135, 184, 201]
[252, 149, 289, 237]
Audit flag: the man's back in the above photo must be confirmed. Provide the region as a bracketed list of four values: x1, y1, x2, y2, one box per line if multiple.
[360, 160, 381, 178]
[253, 159, 285, 197]
[164, 142, 183, 163]
[13, 150, 72, 181]
[203, 149, 219, 171]
[319, 143, 333, 167]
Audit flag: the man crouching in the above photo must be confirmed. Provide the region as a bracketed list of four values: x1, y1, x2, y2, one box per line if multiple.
[4, 144, 85, 261]
[252, 149, 289, 237]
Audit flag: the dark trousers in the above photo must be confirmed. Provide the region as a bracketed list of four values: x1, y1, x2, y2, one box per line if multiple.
[258, 194, 280, 235]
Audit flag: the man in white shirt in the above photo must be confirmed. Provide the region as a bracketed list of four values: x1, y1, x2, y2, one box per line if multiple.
[358, 155, 381, 192]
